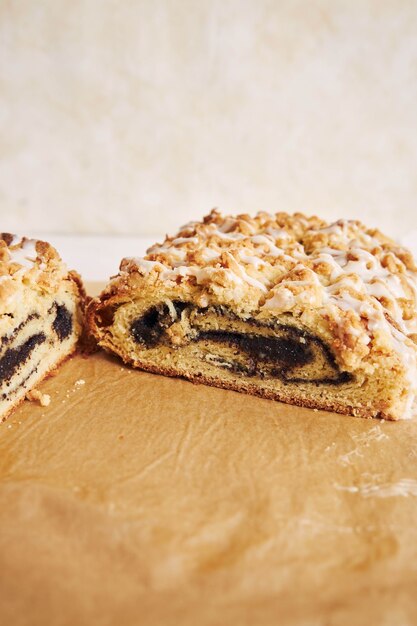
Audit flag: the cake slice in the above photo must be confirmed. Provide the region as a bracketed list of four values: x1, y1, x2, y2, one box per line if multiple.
[0, 233, 84, 421]
[87, 210, 417, 420]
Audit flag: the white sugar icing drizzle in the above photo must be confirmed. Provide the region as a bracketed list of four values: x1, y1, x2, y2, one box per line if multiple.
[200, 249, 221, 262]
[8, 237, 38, 269]
[131, 258, 163, 272]
[250, 235, 284, 256]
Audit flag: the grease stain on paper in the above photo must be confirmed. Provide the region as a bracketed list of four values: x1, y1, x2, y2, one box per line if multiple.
[351, 426, 389, 445]
[335, 478, 417, 498]
[336, 425, 389, 467]
[339, 448, 364, 467]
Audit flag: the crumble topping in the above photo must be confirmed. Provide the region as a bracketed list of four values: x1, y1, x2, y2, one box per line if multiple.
[118, 210, 417, 337]
[0, 234, 70, 313]
[26, 389, 51, 407]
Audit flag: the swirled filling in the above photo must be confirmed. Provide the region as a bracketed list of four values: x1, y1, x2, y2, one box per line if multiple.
[129, 301, 351, 384]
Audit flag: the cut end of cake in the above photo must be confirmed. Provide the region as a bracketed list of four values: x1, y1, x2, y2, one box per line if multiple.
[0, 234, 85, 422]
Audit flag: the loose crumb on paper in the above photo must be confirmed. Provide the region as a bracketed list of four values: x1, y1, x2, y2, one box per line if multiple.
[63, 379, 86, 400]
[26, 389, 51, 407]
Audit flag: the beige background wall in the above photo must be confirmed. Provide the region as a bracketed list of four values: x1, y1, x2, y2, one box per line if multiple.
[1, 0, 416, 237]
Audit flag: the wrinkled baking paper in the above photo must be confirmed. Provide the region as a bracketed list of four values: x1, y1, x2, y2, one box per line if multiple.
[1, 285, 417, 626]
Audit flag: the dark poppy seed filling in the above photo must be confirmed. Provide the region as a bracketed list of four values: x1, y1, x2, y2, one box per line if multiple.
[201, 330, 312, 365]
[130, 304, 173, 347]
[129, 302, 352, 385]
[199, 330, 312, 376]
[52, 303, 73, 341]
[0, 333, 46, 384]
[1, 363, 40, 400]
[0, 313, 40, 349]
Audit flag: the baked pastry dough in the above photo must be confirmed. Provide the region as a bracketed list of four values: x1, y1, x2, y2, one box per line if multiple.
[88, 210, 417, 420]
[0, 234, 84, 421]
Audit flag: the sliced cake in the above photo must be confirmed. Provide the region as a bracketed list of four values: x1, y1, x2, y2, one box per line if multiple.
[87, 210, 417, 420]
[0, 233, 84, 421]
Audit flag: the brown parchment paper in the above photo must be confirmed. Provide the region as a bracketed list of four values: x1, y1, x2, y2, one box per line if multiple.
[1, 285, 417, 626]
